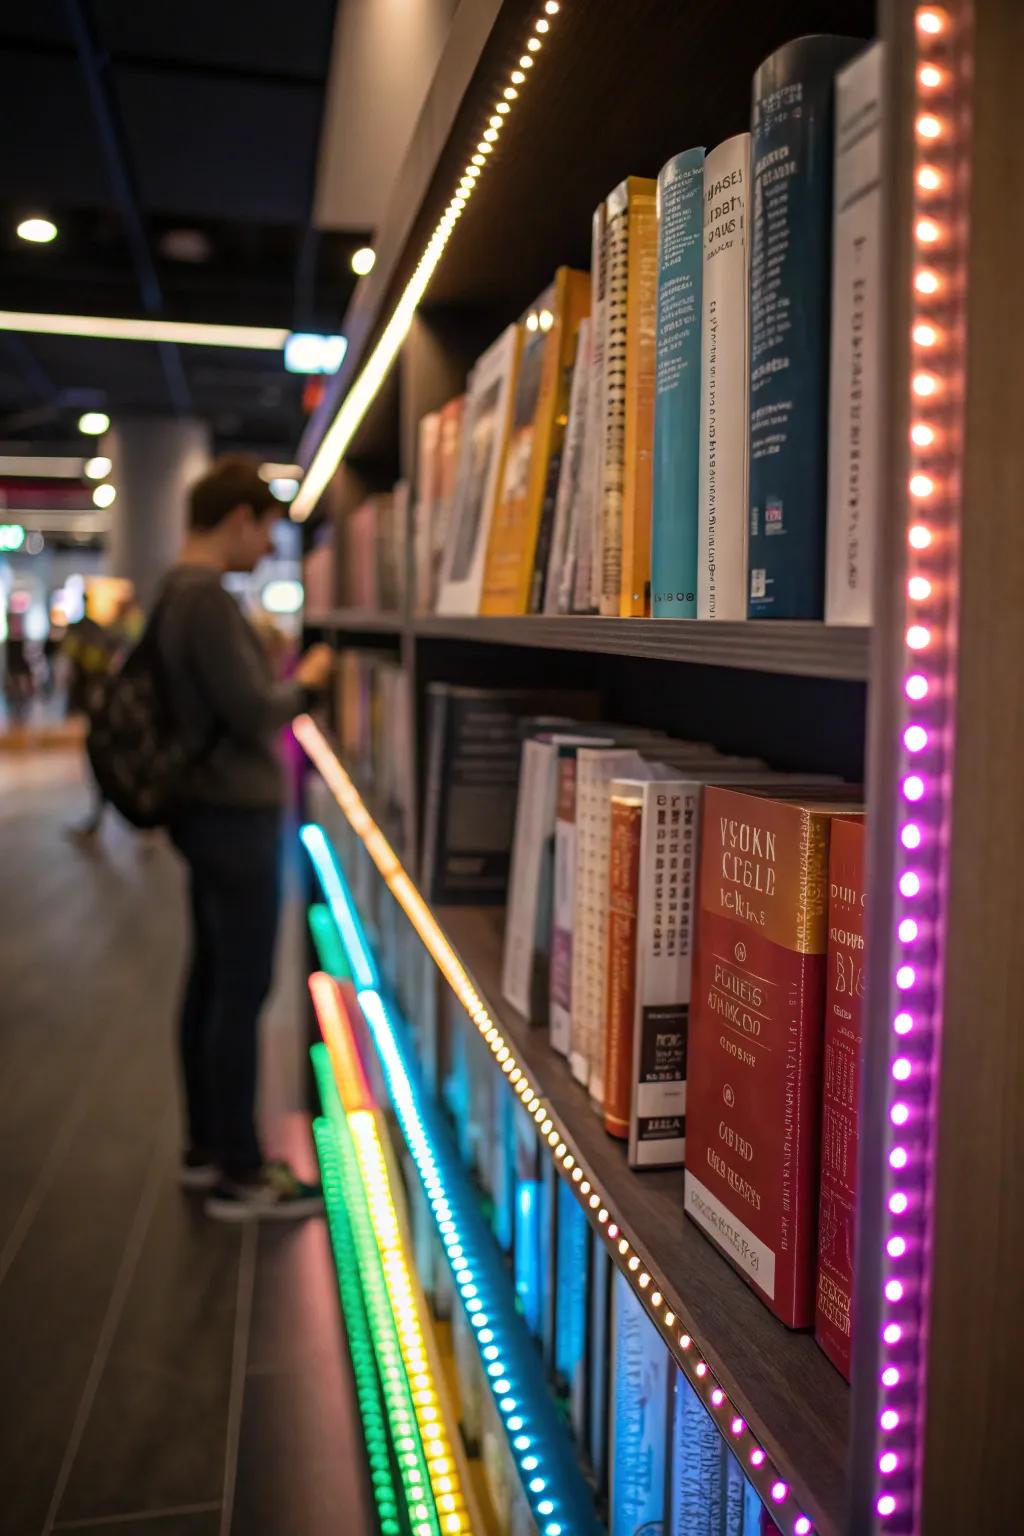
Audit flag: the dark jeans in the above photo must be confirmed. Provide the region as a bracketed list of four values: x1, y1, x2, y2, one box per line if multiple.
[170, 804, 282, 1177]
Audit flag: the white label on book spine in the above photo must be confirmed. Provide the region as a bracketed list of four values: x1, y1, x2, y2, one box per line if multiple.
[685, 1170, 776, 1298]
[697, 133, 751, 621]
[825, 42, 883, 625]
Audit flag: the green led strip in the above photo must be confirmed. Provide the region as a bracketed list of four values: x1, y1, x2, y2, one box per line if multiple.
[313, 1118, 405, 1535]
[309, 901, 352, 979]
[314, 1052, 442, 1536]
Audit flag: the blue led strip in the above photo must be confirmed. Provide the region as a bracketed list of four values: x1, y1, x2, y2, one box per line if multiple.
[301, 826, 603, 1536]
[300, 823, 379, 989]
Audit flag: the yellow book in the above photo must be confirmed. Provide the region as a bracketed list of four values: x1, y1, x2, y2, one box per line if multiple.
[599, 177, 658, 618]
[480, 268, 590, 615]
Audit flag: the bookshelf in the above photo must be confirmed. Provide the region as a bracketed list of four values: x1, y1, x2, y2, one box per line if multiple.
[293, 2, 1024, 1534]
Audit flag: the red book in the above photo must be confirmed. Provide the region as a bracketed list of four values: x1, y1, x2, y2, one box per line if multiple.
[603, 789, 642, 1139]
[815, 816, 866, 1377]
[684, 787, 861, 1327]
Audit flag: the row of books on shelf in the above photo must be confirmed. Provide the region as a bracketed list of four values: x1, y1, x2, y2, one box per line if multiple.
[405, 33, 880, 626]
[311, 777, 789, 1534]
[304, 485, 411, 614]
[419, 681, 863, 1377]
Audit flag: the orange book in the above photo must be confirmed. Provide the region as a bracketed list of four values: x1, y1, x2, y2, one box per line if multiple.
[603, 785, 643, 1138]
[480, 268, 590, 615]
[599, 176, 658, 617]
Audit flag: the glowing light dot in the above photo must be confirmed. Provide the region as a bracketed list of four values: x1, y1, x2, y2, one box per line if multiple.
[890, 1191, 909, 1215]
[731, 1417, 745, 1435]
[916, 113, 942, 140]
[916, 218, 940, 244]
[909, 473, 935, 499]
[900, 871, 922, 897]
[519, 55, 533, 68]
[883, 1326, 902, 1347]
[906, 629, 930, 657]
[917, 8, 946, 35]
[894, 1013, 913, 1037]
[887, 1236, 907, 1258]
[893, 1057, 912, 1081]
[917, 167, 942, 195]
[771, 1482, 787, 1503]
[794, 1521, 812, 1536]
[903, 775, 925, 805]
[878, 1494, 897, 1517]
[711, 1388, 724, 1406]
[913, 324, 939, 352]
[918, 64, 943, 87]
[891, 1102, 910, 1126]
[511, 70, 525, 83]
[890, 1146, 908, 1169]
[751, 1449, 766, 1467]
[881, 1408, 900, 1430]
[545, 0, 560, 12]
[898, 918, 919, 943]
[913, 368, 939, 395]
[904, 725, 928, 755]
[527, 37, 541, 51]
[695, 1361, 707, 1377]
[680, 1334, 691, 1349]
[911, 420, 935, 448]
[905, 673, 929, 702]
[908, 576, 932, 604]
[901, 824, 922, 850]
[535, 17, 550, 32]
[496, 101, 510, 114]
[896, 965, 915, 990]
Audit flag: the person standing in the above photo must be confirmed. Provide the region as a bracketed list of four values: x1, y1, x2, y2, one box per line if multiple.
[156, 457, 332, 1220]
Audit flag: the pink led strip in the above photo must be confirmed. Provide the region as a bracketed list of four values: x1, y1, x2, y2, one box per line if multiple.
[875, 7, 971, 1532]
[296, 713, 818, 1535]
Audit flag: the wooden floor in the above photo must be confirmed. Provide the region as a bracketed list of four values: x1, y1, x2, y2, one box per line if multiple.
[0, 751, 373, 1536]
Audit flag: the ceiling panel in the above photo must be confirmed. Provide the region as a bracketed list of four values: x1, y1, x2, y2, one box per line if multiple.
[95, 0, 337, 79]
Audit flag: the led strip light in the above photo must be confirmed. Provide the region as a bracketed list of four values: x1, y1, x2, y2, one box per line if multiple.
[311, 986, 474, 1536]
[307, 922, 602, 1536]
[294, 760, 809, 1536]
[291, 1, 565, 520]
[309, 902, 351, 979]
[871, 7, 971, 1532]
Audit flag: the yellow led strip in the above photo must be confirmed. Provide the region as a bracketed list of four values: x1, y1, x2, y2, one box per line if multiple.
[291, 1, 565, 520]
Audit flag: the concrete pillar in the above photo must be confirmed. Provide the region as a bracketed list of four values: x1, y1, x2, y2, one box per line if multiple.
[103, 418, 211, 607]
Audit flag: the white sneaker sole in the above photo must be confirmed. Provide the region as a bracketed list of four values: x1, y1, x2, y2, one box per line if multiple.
[179, 1166, 220, 1191]
[204, 1193, 324, 1223]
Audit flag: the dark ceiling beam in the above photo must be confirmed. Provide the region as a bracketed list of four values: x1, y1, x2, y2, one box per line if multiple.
[63, 0, 192, 417]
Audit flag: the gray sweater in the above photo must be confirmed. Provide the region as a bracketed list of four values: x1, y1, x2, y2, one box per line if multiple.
[157, 565, 305, 809]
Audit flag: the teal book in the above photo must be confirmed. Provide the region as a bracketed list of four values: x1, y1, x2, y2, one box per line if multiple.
[746, 34, 862, 618]
[652, 146, 706, 616]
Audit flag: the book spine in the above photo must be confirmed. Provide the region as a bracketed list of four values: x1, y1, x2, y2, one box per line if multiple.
[588, 1229, 612, 1495]
[610, 1269, 670, 1536]
[669, 1366, 722, 1536]
[604, 793, 643, 1139]
[600, 184, 630, 616]
[698, 133, 752, 621]
[546, 318, 592, 614]
[529, 427, 566, 613]
[550, 750, 578, 1056]
[825, 42, 883, 625]
[620, 179, 659, 617]
[684, 789, 836, 1325]
[420, 688, 448, 897]
[815, 817, 865, 1379]
[575, 205, 607, 614]
[747, 35, 861, 619]
[652, 147, 706, 617]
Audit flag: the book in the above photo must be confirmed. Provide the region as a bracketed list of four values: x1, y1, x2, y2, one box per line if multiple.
[667, 1366, 723, 1536]
[609, 1267, 671, 1536]
[554, 1177, 591, 1440]
[698, 133, 752, 621]
[605, 785, 644, 1141]
[574, 203, 608, 614]
[652, 147, 706, 617]
[684, 787, 862, 1325]
[413, 410, 441, 612]
[599, 177, 659, 617]
[437, 325, 520, 614]
[545, 317, 592, 613]
[343, 496, 383, 609]
[550, 733, 615, 1056]
[420, 684, 596, 905]
[825, 42, 884, 625]
[513, 1102, 543, 1338]
[379, 479, 409, 611]
[588, 1228, 613, 1494]
[746, 34, 862, 619]
[432, 394, 466, 609]
[481, 269, 590, 615]
[815, 815, 866, 1378]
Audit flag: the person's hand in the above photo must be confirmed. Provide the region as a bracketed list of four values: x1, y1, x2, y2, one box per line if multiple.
[295, 643, 333, 691]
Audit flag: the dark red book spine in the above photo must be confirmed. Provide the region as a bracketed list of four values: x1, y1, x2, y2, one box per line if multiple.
[814, 816, 866, 1378]
[604, 792, 642, 1139]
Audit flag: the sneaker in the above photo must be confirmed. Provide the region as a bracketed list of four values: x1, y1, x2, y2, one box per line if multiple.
[204, 1161, 324, 1223]
[179, 1148, 220, 1191]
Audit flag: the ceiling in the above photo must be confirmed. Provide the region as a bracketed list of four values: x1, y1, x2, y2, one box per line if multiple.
[0, 0, 371, 456]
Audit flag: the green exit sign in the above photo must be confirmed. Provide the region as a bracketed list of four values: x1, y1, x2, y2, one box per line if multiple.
[0, 524, 25, 552]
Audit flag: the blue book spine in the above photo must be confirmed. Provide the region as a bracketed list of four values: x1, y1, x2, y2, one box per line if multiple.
[743, 1476, 766, 1535]
[589, 1231, 612, 1493]
[610, 1269, 670, 1536]
[555, 1179, 590, 1423]
[652, 147, 706, 616]
[668, 1368, 722, 1536]
[746, 34, 861, 619]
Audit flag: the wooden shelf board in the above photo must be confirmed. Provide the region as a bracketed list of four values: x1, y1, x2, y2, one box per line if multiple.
[305, 608, 405, 634]
[437, 903, 850, 1536]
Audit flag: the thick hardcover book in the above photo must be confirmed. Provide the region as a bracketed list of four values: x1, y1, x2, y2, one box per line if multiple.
[421, 684, 595, 906]
[545, 317, 592, 614]
[604, 787, 643, 1139]
[652, 146, 706, 617]
[575, 204, 608, 614]
[481, 269, 590, 615]
[599, 177, 658, 617]
[698, 134, 752, 621]
[746, 35, 861, 619]
[610, 1268, 671, 1536]
[815, 815, 866, 1378]
[684, 787, 862, 1325]
[437, 325, 521, 615]
[668, 1367, 723, 1536]
[825, 41, 883, 626]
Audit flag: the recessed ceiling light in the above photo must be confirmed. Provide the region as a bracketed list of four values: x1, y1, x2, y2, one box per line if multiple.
[17, 217, 58, 244]
[92, 483, 116, 508]
[83, 455, 112, 480]
[351, 246, 376, 276]
[78, 412, 110, 435]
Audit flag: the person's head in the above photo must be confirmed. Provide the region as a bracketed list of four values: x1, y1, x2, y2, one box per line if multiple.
[187, 457, 282, 572]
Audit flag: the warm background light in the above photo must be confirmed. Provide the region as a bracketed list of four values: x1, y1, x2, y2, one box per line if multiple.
[351, 246, 376, 276]
[16, 217, 58, 244]
[78, 411, 110, 435]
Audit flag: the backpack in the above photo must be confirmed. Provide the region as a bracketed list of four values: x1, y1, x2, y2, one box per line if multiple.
[85, 597, 195, 829]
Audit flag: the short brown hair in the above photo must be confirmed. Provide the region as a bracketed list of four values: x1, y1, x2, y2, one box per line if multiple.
[188, 456, 279, 531]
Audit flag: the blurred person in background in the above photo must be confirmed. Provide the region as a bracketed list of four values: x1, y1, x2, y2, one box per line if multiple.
[2, 614, 35, 723]
[157, 457, 332, 1220]
[63, 591, 144, 839]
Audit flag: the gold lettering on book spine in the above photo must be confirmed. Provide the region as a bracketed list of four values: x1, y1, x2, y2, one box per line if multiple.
[796, 811, 830, 955]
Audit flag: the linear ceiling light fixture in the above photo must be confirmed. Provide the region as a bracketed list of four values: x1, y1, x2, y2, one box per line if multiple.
[0, 456, 85, 478]
[0, 310, 290, 350]
[290, 1, 565, 520]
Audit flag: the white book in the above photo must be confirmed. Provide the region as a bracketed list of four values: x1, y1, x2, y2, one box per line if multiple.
[436, 324, 520, 615]
[413, 411, 441, 613]
[697, 133, 752, 621]
[545, 318, 592, 614]
[825, 41, 883, 625]
[574, 204, 607, 613]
